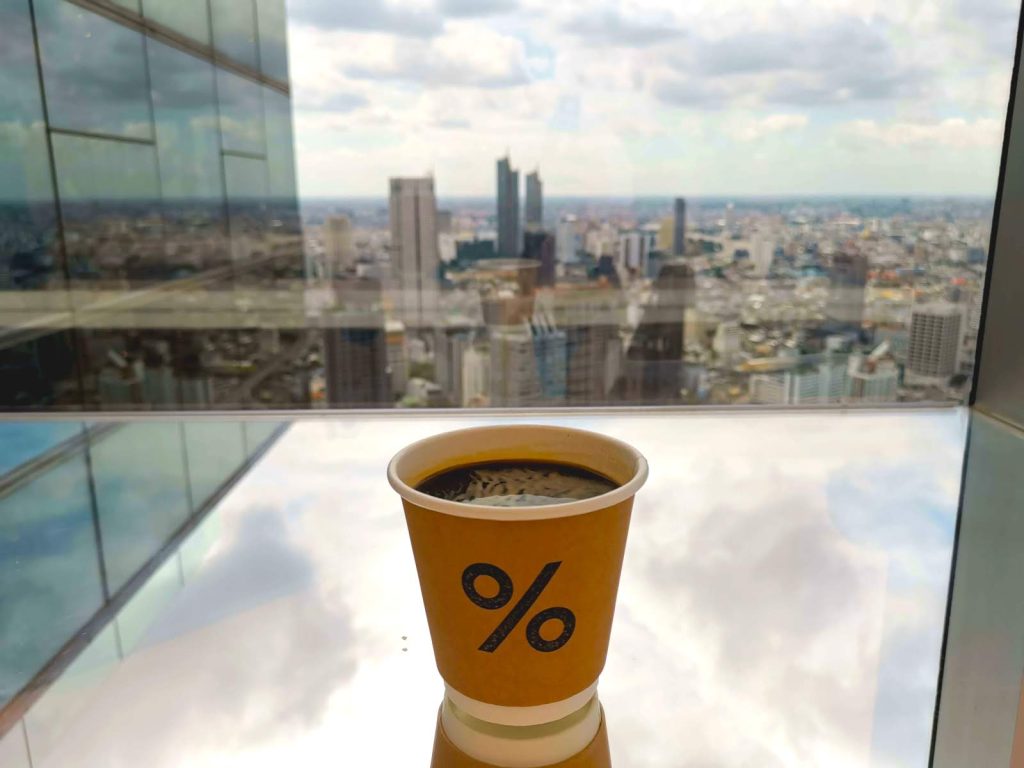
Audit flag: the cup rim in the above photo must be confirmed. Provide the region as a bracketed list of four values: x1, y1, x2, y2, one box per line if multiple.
[387, 424, 648, 521]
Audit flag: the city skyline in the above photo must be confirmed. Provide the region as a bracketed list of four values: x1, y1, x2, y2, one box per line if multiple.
[286, 0, 1018, 198]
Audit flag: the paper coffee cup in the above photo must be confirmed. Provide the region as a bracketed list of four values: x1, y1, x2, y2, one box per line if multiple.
[431, 696, 611, 768]
[388, 425, 647, 725]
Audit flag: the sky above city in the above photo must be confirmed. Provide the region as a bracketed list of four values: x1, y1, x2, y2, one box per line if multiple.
[285, 0, 1020, 198]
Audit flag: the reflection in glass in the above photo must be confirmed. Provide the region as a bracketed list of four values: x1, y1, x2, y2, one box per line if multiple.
[224, 154, 268, 269]
[89, 423, 190, 593]
[217, 69, 265, 156]
[148, 40, 229, 276]
[51, 134, 163, 285]
[0, 0, 61, 293]
[256, 0, 288, 82]
[0, 452, 104, 708]
[34, 0, 152, 140]
[182, 421, 245, 507]
[243, 420, 284, 456]
[210, 0, 258, 70]
[143, 0, 210, 45]
[0, 422, 82, 476]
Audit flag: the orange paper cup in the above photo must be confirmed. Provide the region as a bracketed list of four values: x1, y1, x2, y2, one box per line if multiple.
[388, 425, 647, 725]
[431, 697, 611, 768]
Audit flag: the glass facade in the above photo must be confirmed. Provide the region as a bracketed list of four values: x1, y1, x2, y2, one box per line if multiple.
[0, 418, 284, 711]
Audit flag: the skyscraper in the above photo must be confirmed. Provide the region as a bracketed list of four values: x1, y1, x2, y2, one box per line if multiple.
[324, 277, 389, 406]
[673, 198, 686, 257]
[389, 177, 440, 327]
[622, 260, 695, 403]
[497, 156, 520, 258]
[324, 215, 355, 276]
[525, 170, 543, 231]
[556, 214, 579, 263]
[524, 231, 556, 287]
[908, 304, 964, 380]
[826, 251, 868, 332]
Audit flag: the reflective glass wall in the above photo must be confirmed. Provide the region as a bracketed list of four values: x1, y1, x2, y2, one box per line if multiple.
[0, 418, 286, 712]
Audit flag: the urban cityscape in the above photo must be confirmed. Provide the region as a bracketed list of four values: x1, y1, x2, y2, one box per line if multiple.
[299, 163, 990, 408]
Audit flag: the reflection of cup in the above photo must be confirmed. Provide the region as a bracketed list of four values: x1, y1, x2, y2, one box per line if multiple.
[388, 425, 647, 725]
[431, 696, 612, 768]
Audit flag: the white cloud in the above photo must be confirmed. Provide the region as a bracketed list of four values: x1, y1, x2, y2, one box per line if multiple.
[727, 113, 809, 142]
[841, 117, 1004, 149]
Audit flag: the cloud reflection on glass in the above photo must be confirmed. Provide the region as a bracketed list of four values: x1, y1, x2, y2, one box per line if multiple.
[2, 410, 965, 766]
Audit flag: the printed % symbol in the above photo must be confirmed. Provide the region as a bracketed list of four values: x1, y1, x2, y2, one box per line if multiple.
[461, 562, 576, 653]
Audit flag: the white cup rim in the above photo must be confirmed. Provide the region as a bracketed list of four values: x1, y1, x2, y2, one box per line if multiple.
[387, 424, 648, 521]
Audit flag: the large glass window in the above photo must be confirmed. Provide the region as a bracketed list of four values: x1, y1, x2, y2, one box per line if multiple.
[34, 0, 153, 140]
[210, 0, 258, 70]
[142, 0, 210, 46]
[148, 40, 228, 276]
[0, 452, 104, 708]
[182, 420, 245, 507]
[256, 0, 288, 82]
[217, 70, 266, 156]
[88, 423, 190, 593]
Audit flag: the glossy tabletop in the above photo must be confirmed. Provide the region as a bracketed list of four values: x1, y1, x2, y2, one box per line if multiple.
[1, 409, 969, 767]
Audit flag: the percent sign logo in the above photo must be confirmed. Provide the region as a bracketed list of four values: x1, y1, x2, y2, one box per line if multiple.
[461, 562, 576, 653]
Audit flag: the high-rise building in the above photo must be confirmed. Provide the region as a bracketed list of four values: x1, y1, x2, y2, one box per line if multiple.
[323, 277, 389, 406]
[556, 214, 579, 263]
[908, 304, 964, 380]
[524, 231, 556, 287]
[389, 177, 440, 327]
[434, 319, 476, 406]
[847, 345, 899, 402]
[622, 261, 695, 403]
[385, 320, 408, 398]
[324, 215, 355, 276]
[462, 345, 490, 407]
[525, 170, 543, 232]
[826, 251, 868, 332]
[497, 156, 520, 258]
[618, 228, 658, 279]
[489, 314, 567, 406]
[673, 198, 686, 256]
[749, 357, 849, 405]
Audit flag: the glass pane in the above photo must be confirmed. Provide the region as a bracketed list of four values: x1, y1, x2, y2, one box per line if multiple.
[0, 332, 81, 409]
[89, 423, 190, 593]
[0, 452, 104, 708]
[148, 39, 229, 276]
[0, 0, 62, 292]
[108, 0, 139, 11]
[243, 420, 284, 456]
[256, 0, 288, 81]
[34, 0, 152, 140]
[224, 153, 268, 265]
[142, 0, 210, 45]
[51, 134, 163, 288]
[182, 420, 245, 507]
[0, 422, 82, 476]
[210, 0, 258, 70]
[217, 69, 265, 155]
[114, 555, 181, 654]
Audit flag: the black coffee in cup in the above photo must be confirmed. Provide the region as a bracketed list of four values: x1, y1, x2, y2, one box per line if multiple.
[416, 460, 617, 507]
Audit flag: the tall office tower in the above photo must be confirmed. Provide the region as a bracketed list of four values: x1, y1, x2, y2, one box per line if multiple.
[323, 276, 389, 406]
[623, 260, 695, 403]
[618, 228, 658, 278]
[525, 170, 543, 232]
[462, 345, 490, 406]
[524, 231, 556, 287]
[847, 345, 899, 402]
[497, 156, 520, 258]
[673, 197, 686, 256]
[0, 0, 305, 409]
[324, 215, 355, 276]
[556, 214, 579, 263]
[826, 251, 869, 332]
[908, 304, 964, 380]
[543, 285, 626, 405]
[385, 320, 408, 398]
[489, 315, 567, 406]
[389, 177, 440, 327]
[434, 319, 476, 406]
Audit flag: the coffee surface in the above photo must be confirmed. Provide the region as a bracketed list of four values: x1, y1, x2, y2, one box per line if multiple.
[417, 460, 617, 507]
